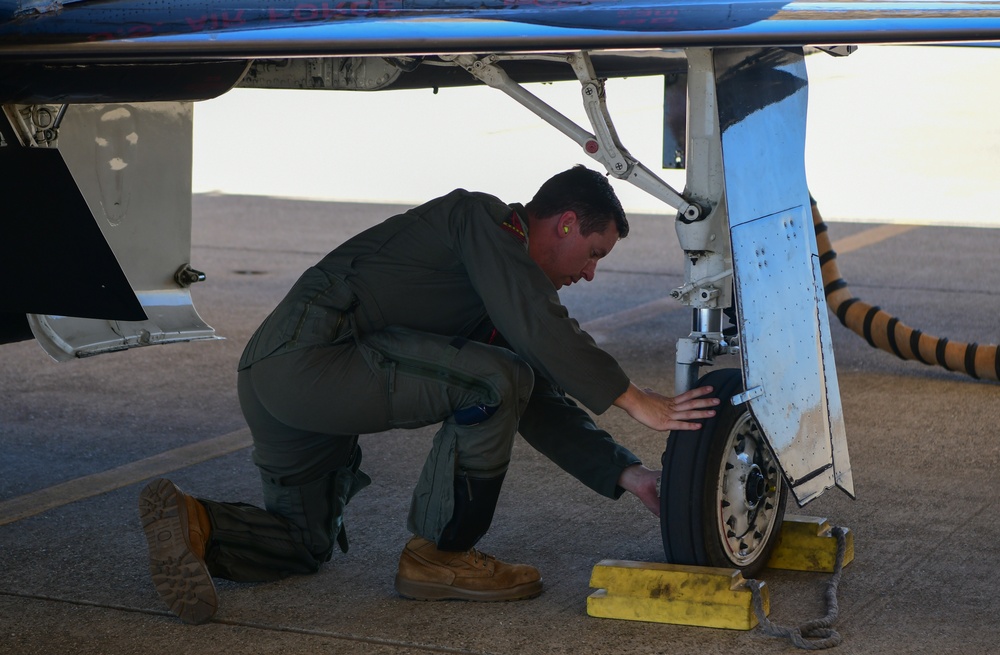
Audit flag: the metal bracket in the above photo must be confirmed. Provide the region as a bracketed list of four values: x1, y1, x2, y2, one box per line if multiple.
[30, 104, 66, 146]
[174, 263, 206, 288]
[670, 267, 733, 304]
[1, 104, 65, 148]
[1, 105, 34, 147]
[731, 385, 764, 406]
[814, 45, 857, 57]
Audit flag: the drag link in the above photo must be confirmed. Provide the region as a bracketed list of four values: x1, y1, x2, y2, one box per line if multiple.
[448, 53, 698, 219]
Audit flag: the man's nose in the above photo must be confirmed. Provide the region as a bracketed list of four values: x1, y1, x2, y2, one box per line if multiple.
[581, 261, 597, 282]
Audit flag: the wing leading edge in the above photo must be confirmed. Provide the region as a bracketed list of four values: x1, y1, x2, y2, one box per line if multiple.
[3, 1, 1000, 62]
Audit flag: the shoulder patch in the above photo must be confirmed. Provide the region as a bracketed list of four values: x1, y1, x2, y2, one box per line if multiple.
[500, 211, 528, 246]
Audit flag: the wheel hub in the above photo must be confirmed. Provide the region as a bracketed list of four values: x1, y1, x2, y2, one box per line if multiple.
[717, 415, 782, 566]
[745, 465, 766, 507]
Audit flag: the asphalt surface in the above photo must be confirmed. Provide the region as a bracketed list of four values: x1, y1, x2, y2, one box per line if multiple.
[2, 194, 998, 655]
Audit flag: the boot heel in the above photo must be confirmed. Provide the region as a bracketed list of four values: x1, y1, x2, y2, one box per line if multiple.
[139, 479, 218, 625]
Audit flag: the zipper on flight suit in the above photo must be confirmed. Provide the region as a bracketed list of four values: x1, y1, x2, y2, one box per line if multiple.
[387, 353, 500, 409]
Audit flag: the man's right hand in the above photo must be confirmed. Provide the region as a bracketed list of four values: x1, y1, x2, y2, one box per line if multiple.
[613, 382, 718, 432]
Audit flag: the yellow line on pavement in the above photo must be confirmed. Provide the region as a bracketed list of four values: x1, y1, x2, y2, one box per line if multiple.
[0, 428, 252, 526]
[582, 297, 678, 342]
[828, 223, 918, 255]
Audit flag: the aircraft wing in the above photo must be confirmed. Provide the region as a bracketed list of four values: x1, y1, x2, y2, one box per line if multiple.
[3, 0, 1000, 63]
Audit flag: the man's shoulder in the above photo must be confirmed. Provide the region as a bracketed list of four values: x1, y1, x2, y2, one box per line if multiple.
[410, 188, 507, 217]
[498, 206, 528, 247]
[411, 189, 526, 248]
[448, 188, 509, 213]
[413, 189, 513, 227]
[454, 191, 528, 247]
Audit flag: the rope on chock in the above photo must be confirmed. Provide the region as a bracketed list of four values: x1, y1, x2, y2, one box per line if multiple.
[745, 527, 847, 650]
[812, 201, 1000, 382]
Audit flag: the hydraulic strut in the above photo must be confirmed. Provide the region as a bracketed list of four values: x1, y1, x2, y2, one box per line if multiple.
[447, 52, 701, 222]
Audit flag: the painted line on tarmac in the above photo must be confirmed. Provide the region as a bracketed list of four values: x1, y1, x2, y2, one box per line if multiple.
[0, 428, 252, 527]
[0, 224, 912, 527]
[0, 592, 487, 654]
[829, 223, 918, 255]
[582, 296, 677, 343]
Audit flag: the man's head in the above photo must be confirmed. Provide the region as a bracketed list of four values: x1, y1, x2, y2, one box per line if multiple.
[524, 166, 629, 290]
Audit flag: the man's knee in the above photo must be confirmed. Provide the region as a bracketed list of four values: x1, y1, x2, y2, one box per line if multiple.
[453, 358, 532, 430]
[491, 351, 534, 415]
[259, 446, 372, 561]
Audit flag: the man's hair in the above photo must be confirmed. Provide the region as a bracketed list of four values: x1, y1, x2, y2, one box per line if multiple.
[525, 165, 629, 238]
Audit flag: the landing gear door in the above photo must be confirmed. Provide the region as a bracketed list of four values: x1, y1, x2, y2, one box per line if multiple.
[715, 47, 854, 505]
[26, 101, 217, 360]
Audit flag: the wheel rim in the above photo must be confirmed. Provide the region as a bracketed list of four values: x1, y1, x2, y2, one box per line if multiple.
[715, 412, 783, 567]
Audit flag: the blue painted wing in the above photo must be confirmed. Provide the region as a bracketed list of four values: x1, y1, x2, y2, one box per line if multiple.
[2, 1, 1000, 59]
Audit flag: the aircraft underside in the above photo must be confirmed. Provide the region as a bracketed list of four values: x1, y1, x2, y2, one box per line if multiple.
[0, 43, 861, 574]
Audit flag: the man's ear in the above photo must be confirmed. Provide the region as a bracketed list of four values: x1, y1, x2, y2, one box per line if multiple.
[557, 210, 577, 236]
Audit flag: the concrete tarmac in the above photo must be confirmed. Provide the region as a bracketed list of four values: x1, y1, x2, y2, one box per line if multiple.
[1, 195, 998, 655]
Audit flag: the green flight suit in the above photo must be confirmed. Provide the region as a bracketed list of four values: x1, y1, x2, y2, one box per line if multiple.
[200, 189, 638, 582]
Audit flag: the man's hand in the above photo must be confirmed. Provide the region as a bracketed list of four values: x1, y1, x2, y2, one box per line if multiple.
[613, 382, 719, 432]
[618, 464, 661, 517]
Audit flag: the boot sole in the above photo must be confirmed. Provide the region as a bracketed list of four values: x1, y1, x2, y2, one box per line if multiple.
[139, 479, 218, 625]
[394, 575, 543, 602]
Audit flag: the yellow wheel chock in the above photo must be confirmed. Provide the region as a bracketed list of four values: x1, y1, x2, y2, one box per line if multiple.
[587, 516, 851, 630]
[587, 560, 768, 630]
[768, 515, 854, 574]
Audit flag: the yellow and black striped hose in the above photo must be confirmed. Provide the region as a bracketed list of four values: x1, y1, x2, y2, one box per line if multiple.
[812, 201, 999, 382]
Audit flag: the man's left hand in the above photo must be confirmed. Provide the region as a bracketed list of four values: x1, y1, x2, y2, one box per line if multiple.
[617, 464, 661, 517]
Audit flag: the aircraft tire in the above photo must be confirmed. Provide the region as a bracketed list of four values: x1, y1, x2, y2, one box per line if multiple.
[660, 368, 788, 577]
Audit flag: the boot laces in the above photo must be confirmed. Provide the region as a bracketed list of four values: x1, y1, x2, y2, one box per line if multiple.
[467, 547, 494, 568]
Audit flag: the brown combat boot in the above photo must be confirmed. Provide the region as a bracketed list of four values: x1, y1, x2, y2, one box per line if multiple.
[395, 536, 543, 601]
[138, 478, 217, 625]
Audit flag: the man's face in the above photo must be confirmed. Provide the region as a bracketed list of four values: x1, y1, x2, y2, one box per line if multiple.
[533, 214, 619, 290]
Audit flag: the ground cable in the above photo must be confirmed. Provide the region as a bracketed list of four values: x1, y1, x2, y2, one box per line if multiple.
[746, 527, 847, 650]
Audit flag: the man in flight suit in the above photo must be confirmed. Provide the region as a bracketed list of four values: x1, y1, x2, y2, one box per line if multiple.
[139, 165, 718, 624]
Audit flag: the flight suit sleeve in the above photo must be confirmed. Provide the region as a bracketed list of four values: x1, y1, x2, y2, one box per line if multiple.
[452, 196, 630, 414]
[519, 374, 642, 499]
